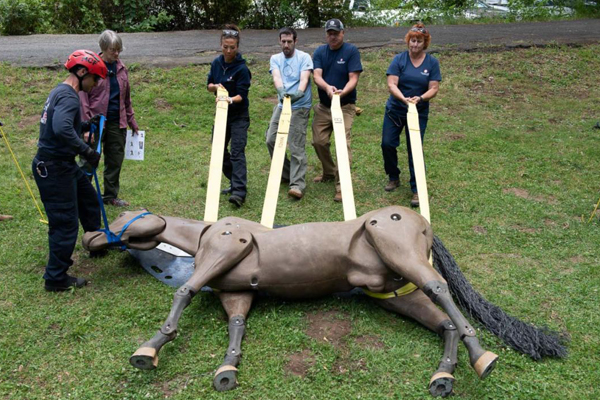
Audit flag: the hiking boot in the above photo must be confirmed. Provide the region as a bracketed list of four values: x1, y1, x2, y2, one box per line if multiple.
[410, 193, 419, 208]
[384, 180, 400, 192]
[221, 186, 232, 195]
[45, 275, 88, 292]
[288, 188, 303, 199]
[334, 191, 342, 202]
[0, 214, 13, 222]
[313, 174, 335, 183]
[229, 195, 245, 208]
[104, 198, 130, 207]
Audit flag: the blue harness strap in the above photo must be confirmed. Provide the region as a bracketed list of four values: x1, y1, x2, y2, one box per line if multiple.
[87, 116, 150, 249]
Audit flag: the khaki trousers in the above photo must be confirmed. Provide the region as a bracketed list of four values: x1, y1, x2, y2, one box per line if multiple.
[311, 102, 356, 189]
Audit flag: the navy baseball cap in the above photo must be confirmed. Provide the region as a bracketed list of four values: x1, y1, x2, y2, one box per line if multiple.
[325, 19, 344, 32]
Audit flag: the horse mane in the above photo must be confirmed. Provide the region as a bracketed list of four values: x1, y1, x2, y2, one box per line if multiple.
[431, 235, 568, 360]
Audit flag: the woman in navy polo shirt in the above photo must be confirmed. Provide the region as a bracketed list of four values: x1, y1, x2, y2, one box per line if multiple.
[381, 23, 441, 207]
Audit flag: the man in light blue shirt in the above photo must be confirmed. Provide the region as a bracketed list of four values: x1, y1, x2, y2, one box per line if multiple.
[265, 27, 313, 199]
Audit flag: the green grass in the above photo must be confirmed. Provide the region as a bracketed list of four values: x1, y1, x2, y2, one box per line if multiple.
[1, 43, 600, 399]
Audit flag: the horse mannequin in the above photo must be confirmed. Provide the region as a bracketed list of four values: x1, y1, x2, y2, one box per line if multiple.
[83, 206, 566, 397]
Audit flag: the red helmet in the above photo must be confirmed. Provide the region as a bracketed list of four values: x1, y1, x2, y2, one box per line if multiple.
[64, 49, 108, 79]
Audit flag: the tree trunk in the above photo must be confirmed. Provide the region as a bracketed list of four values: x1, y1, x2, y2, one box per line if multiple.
[306, 0, 320, 27]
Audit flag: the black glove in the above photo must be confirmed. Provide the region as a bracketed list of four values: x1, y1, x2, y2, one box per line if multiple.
[82, 146, 101, 169]
[81, 114, 102, 134]
[289, 90, 305, 104]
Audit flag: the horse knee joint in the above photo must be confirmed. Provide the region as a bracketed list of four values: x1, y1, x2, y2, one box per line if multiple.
[423, 281, 449, 303]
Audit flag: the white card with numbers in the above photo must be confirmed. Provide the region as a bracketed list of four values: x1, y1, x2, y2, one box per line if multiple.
[125, 130, 145, 161]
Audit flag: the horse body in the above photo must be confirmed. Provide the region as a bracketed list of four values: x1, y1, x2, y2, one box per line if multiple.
[82, 205, 566, 397]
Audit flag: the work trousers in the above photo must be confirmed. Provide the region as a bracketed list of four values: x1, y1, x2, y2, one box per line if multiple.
[381, 106, 428, 193]
[265, 105, 310, 192]
[221, 110, 250, 199]
[79, 120, 126, 201]
[311, 102, 356, 190]
[32, 157, 100, 283]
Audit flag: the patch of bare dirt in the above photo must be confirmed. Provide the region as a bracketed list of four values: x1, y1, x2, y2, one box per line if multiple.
[17, 114, 40, 130]
[473, 226, 487, 235]
[154, 98, 173, 110]
[503, 187, 557, 204]
[569, 256, 584, 264]
[447, 133, 466, 141]
[544, 219, 556, 227]
[264, 96, 279, 105]
[285, 349, 314, 378]
[305, 310, 351, 347]
[355, 334, 385, 350]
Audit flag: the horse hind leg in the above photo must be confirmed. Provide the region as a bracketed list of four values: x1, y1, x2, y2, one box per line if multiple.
[377, 290, 458, 398]
[213, 291, 254, 391]
[130, 225, 253, 370]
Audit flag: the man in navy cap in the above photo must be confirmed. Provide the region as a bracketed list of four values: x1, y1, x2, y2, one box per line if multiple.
[311, 18, 362, 202]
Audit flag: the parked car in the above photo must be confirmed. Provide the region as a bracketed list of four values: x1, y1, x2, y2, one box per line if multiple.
[464, 0, 510, 18]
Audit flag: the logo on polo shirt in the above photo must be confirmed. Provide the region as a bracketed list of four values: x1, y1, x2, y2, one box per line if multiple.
[337, 58, 345, 64]
[421, 69, 430, 76]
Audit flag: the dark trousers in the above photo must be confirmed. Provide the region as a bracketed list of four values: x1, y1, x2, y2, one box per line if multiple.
[381, 106, 428, 193]
[78, 120, 126, 201]
[221, 111, 250, 199]
[32, 158, 100, 283]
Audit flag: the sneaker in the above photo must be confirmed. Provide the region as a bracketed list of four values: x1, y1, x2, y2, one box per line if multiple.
[221, 186, 232, 195]
[334, 191, 342, 203]
[384, 180, 400, 192]
[0, 214, 13, 222]
[410, 193, 419, 208]
[104, 198, 130, 207]
[45, 275, 88, 292]
[288, 188, 303, 199]
[313, 174, 335, 183]
[229, 195, 245, 208]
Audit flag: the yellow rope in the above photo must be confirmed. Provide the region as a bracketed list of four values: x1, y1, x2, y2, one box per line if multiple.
[0, 125, 48, 224]
[363, 282, 418, 300]
[588, 194, 600, 223]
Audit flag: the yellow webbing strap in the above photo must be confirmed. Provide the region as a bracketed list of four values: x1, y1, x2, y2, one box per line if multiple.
[1, 124, 48, 224]
[363, 282, 418, 300]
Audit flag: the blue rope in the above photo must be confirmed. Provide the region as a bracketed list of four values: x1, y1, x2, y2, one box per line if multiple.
[87, 115, 151, 249]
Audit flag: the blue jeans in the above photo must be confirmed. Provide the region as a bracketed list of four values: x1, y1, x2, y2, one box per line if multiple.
[381, 106, 428, 193]
[32, 157, 100, 283]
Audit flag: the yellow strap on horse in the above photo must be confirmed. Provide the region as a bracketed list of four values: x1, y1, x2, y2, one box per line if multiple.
[261, 96, 292, 228]
[204, 87, 229, 223]
[331, 94, 356, 221]
[363, 282, 418, 299]
[0, 123, 48, 224]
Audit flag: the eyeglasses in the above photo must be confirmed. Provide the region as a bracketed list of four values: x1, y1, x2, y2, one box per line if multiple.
[410, 27, 428, 34]
[107, 47, 122, 54]
[222, 29, 239, 37]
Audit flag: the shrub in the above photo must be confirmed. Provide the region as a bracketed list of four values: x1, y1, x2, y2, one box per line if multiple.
[0, 0, 44, 35]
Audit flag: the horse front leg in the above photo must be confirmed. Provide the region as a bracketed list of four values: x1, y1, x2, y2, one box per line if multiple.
[213, 291, 254, 391]
[377, 289, 458, 397]
[422, 280, 498, 379]
[130, 225, 253, 370]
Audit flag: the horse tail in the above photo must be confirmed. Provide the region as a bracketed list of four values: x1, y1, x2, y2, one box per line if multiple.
[431, 235, 568, 360]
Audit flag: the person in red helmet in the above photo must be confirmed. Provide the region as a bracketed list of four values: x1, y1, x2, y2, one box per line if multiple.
[32, 49, 107, 292]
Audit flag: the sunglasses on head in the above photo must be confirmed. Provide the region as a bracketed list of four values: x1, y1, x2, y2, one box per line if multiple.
[410, 27, 427, 34]
[222, 29, 239, 37]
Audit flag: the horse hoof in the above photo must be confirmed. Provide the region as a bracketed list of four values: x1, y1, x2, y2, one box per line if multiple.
[213, 365, 238, 391]
[473, 351, 498, 379]
[428, 372, 454, 397]
[130, 347, 158, 370]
